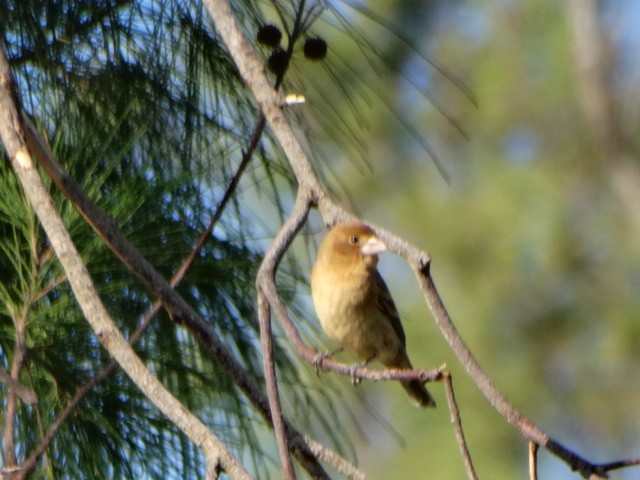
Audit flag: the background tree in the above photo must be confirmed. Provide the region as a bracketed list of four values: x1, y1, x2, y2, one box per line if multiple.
[2, 0, 640, 479]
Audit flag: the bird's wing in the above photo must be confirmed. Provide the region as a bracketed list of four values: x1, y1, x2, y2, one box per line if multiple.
[373, 270, 407, 347]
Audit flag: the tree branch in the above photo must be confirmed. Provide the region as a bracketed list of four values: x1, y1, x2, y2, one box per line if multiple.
[16, 122, 263, 476]
[0, 367, 37, 406]
[529, 441, 539, 480]
[258, 290, 296, 479]
[442, 371, 478, 480]
[1, 40, 363, 479]
[256, 188, 312, 478]
[2, 316, 29, 468]
[1, 44, 249, 480]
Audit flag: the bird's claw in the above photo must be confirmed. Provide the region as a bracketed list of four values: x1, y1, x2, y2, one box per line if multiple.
[349, 362, 364, 386]
[349, 353, 376, 386]
[312, 348, 342, 375]
[312, 352, 330, 375]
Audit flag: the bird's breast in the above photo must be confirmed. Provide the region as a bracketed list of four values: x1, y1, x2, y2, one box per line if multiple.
[312, 268, 369, 333]
[311, 267, 401, 361]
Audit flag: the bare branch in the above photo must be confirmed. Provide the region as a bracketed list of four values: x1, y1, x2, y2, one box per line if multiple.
[3, 317, 29, 469]
[201, 0, 325, 196]
[0, 367, 37, 406]
[415, 267, 613, 478]
[529, 442, 539, 480]
[170, 115, 266, 287]
[258, 291, 296, 479]
[594, 457, 640, 475]
[255, 187, 312, 477]
[442, 371, 478, 480]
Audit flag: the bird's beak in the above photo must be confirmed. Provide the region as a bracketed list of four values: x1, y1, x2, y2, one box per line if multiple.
[361, 236, 386, 256]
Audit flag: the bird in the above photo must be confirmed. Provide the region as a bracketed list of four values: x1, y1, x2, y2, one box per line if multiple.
[311, 221, 436, 408]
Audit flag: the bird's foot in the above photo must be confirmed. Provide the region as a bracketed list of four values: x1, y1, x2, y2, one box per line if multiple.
[348, 360, 370, 386]
[348, 363, 362, 386]
[313, 348, 342, 375]
[349, 353, 377, 386]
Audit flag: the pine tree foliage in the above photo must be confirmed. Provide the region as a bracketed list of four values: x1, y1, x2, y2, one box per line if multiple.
[1, 1, 338, 477]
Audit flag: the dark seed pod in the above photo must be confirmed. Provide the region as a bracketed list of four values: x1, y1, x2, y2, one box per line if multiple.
[257, 24, 282, 48]
[267, 48, 289, 75]
[303, 37, 327, 61]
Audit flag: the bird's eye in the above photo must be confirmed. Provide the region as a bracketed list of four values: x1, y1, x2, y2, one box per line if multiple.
[349, 235, 359, 245]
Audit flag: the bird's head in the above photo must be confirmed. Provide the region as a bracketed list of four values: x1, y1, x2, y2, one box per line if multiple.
[318, 221, 387, 270]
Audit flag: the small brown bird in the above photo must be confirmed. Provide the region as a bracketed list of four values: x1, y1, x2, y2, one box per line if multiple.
[311, 221, 436, 408]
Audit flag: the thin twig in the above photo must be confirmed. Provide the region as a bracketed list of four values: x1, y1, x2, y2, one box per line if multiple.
[16, 357, 117, 479]
[31, 273, 66, 303]
[170, 115, 265, 286]
[529, 441, 538, 480]
[255, 188, 312, 477]
[258, 291, 296, 479]
[594, 457, 640, 475]
[303, 435, 369, 480]
[2, 317, 27, 468]
[442, 371, 478, 480]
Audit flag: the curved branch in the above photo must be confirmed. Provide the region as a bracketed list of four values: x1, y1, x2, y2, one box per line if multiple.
[256, 188, 312, 479]
[258, 290, 296, 479]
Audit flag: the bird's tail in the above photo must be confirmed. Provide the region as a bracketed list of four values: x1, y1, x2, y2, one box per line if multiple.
[389, 354, 436, 408]
[401, 379, 436, 408]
